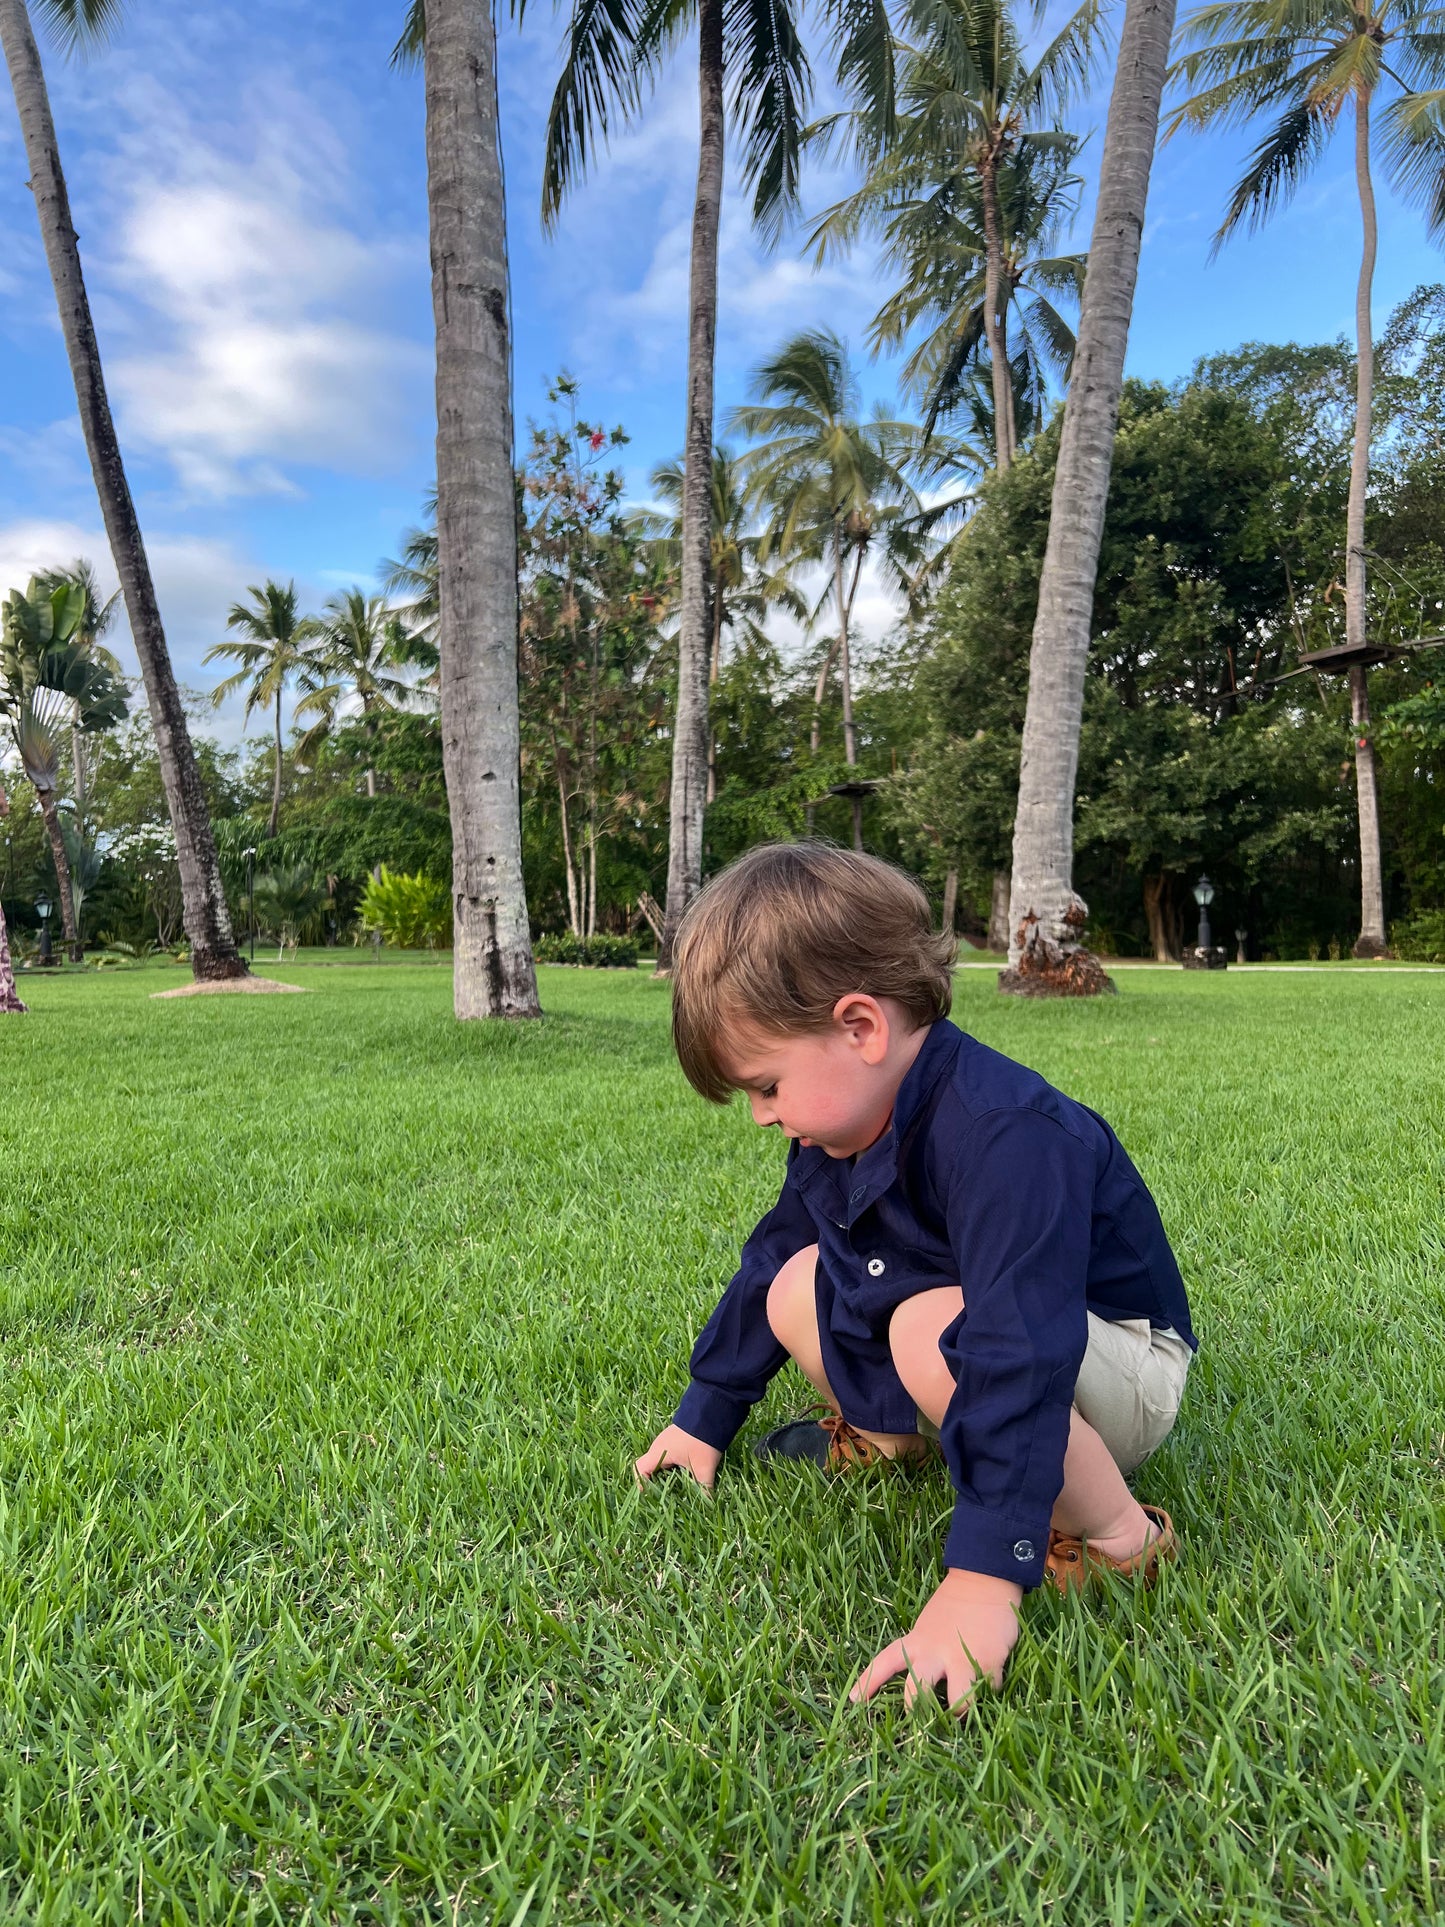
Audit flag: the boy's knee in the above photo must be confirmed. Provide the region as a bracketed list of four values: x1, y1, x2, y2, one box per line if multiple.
[766, 1244, 818, 1345]
[888, 1287, 963, 1408]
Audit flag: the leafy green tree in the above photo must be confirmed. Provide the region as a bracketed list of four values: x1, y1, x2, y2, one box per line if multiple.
[0, 0, 246, 980]
[731, 327, 923, 847]
[206, 582, 322, 839]
[1168, 0, 1445, 953]
[32, 556, 119, 835]
[0, 575, 127, 960]
[809, 0, 1094, 464]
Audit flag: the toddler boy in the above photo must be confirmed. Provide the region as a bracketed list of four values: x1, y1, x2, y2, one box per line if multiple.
[637, 842, 1196, 1712]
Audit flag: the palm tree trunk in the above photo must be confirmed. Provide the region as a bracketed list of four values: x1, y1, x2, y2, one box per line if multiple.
[71, 707, 88, 834]
[978, 141, 1014, 471]
[1348, 90, 1389, 958]
[0, 0, 245, 981]
[657, 0, 723, 974]
[424, 0, 540, 1018]
[37, 787, 82, 961]
[270, 687, 283, 838]
[706, 582, 725, 804]
[1002, 0, 1175, 996]
[0, 899, 23, 1012]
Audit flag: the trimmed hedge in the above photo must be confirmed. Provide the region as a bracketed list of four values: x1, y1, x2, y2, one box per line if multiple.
[534, 933, 641, 968]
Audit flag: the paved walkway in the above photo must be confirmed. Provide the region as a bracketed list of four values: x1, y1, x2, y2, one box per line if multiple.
[956, 960, 1445, 973]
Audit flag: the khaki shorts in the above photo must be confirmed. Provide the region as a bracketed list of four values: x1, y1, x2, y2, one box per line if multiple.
[918, 1314, 1193, 1475]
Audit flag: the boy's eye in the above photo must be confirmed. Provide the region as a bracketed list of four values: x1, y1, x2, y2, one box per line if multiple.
[759, 1084, 778, 1100]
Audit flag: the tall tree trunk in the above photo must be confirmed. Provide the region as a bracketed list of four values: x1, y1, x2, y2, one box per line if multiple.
[978, 141, 1014, 471]
[37, 787, 82, 961]
[554, 751, 581, 937]
[836, 532, 862, 851]
[1348, 90, 1389, 958]
[988, 869, 1010, 952]
[1001, 0, 1175, 997]
[71, 708, 88, 833]
[0, 0, 244, 981]
[706, 582, 724, 804]
[269, 686, 283, 838]
[0, 783, 25, 1010]
[424, 0, 540, 1019]
[1142, 872, 1178, 962]
[657, 0, 723, 975]
[941, 866, 958, 936]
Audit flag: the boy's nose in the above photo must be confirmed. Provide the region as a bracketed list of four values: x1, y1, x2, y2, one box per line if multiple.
[748, 1092, 777, 1127]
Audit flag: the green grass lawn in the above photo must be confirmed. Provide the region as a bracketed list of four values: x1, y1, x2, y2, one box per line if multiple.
[1, 965, 1441, 1924]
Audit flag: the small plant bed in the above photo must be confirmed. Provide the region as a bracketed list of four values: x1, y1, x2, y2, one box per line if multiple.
[533, 932, 640, 967]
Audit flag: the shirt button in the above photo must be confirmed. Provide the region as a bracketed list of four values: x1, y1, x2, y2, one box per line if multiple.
[866, 1257, 886, 1277]
[1012, 1540, 1036, 1564]
[849, 1185, 866, 1203]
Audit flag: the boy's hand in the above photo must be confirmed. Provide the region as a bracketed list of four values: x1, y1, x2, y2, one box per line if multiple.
[635, 1425, 722, 1489]
[850, 1568, 1022, 1715]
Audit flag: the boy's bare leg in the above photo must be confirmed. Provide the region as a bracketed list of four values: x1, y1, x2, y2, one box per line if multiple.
[766, 1246, 927, 1460]
[888, 1288, 1156, 1559]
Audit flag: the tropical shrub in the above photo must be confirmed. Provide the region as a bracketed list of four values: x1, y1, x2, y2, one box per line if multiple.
[1391, 911, 1445, 962]
[358, 867, 451, 949]
[533, 932, 639, 967]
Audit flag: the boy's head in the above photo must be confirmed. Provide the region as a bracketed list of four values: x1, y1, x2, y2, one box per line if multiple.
[671, 842, 956, 1138]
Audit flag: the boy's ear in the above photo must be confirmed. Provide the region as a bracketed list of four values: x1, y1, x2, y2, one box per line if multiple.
[832, 993, 890, 1062]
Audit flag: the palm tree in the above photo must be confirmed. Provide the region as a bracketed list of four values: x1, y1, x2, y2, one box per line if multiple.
[813, 132, 1086, 453]
[33, 556, 119, 836]
[1002, 0, 1177, 995]
[0, 576, 127, 963]
[0, 0, 246, 980]
[295, 590, 417, 794]
[630, 446, 807, 798]
[731, 328, 923, 849]
[380, 490, 440, 655]
[809, 0, 1098, 470]
[541, 0, 880, 966]
[205, 582, 322, 839]
[1166, 0, 1445, 957]
[0, 779, 27, 1012]
[405, 0, 541, 1018]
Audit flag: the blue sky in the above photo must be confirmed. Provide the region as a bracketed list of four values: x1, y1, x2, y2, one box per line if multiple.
[1, 0, 1442, 740]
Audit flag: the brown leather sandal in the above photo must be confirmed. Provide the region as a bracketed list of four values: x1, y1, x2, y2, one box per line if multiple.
[1043, 1505, 1177, 1594]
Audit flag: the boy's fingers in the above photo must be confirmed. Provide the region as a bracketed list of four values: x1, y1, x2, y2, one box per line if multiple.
[944, 1660, 977, 1716]
[634, 1442, 668, 1481]
[850, 1640, 907, 1703]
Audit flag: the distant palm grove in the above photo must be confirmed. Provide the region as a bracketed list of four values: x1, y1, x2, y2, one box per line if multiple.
[5, 0, 1445, 999]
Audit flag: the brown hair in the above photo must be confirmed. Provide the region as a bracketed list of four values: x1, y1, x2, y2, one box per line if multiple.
[671, 840, 956, 1103]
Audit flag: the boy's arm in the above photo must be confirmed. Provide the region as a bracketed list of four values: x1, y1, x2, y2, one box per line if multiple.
[935, 1108, 1094, 1591]
[667, 1176, 815, 1454]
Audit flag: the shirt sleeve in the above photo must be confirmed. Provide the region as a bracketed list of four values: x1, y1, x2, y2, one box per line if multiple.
[672, 1174, 816, 1452]
[937, 1108, 1094, 1590]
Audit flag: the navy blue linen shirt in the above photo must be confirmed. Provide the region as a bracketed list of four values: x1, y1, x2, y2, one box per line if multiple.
[673, 1018, 1195, 1591]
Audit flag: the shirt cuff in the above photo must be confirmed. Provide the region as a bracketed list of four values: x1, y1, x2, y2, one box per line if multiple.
[943, 1499, 1051, 1591]
[674, 1380, 754, 1453]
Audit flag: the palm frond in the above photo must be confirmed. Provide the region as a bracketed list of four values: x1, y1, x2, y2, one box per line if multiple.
[724, 0, 812, 239]
[390, 0, 425, 68]
[1380, 86, 1445, 234]
[541, 0, 651, 228]
[32, 0, 125, 53]
[1215, 97, 1334, 246]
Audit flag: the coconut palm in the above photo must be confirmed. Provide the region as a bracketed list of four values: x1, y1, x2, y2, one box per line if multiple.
[540, 0, 890, 965]
[1003, 0, 1177, 994]
[294, 590, 419, 794]
[0, 0, 246, 980]
[1166, 0, 1445, 956]
[809, 0, 1098, 469]
[33, 556, 120, 835]
[205, 582, 322, 839]
[812, 127, 1086, 453]
[730, 329, 924, 848]
[0, 575, 128, 962]
[630, 446, 808, 798]
[399, 0, 541, 1018]
[380, 490, 440, 654]
[0, 779, 26, 1012]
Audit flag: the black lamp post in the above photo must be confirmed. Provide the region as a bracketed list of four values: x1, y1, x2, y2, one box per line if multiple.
[244, 847, 257, 964]
[35, 892, 53, 965]
[1192, 874, 1215, 953]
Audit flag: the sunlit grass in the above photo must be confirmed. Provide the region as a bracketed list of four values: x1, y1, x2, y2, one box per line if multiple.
[1, 965, 1441, 1923]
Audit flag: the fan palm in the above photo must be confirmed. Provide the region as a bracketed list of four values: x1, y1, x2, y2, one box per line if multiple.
[810, 0, 1099, 469]
[540, 0, 889, 965]
[730, 328, 924, 848]
[204, 582, 322, 838]
[1166, 0, 1445, 955]
[630, 445, 808, 797]
[294, 590, 419, 794]
[0, 0, 246, 979]
[0, 575, 128, 962]
[33, 555, 120, 834]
